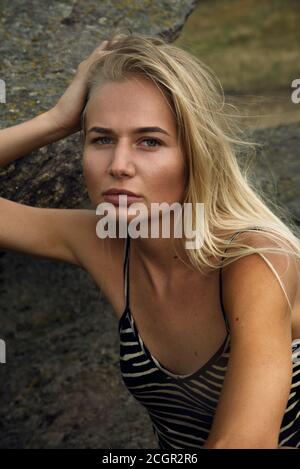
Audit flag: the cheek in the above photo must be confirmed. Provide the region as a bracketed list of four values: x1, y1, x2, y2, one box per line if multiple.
[83, 152, 105, 202]
[159, 153, 184, 185]
[150, 152, 186, 199]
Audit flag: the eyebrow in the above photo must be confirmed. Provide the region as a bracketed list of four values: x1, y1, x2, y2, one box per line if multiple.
[87, 126, 171, 137]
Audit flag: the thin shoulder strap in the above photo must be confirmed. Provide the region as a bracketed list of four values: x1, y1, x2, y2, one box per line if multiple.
[219, 227, 265, 333]
[123, 235, 131, 311]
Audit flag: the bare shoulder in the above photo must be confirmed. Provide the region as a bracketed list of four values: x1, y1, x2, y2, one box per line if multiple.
[220, 229, 299, 330]
[68, 209, 125, 278]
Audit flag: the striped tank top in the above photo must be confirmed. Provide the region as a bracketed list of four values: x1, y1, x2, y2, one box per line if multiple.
[118, 230, 300, 449]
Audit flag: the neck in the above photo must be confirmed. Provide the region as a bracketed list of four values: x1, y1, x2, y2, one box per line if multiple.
[128, 233, 196, 287]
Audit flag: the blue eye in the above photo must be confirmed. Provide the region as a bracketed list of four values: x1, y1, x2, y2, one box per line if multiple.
[91, 137, 162, 147]
[92, 136, 113, 145]
[142, 138, 162, 147]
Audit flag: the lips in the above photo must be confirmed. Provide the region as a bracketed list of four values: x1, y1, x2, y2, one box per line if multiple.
[102, 189, 142, 206]
[102, 188, 140, 197]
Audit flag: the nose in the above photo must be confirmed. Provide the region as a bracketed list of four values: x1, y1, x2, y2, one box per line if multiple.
[108, 139, 135, 179]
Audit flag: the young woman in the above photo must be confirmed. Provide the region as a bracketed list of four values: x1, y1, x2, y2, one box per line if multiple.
[1, 30, 300, 449]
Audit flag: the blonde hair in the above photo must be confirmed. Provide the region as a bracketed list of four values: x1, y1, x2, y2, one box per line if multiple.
[80, 28, 300, 307]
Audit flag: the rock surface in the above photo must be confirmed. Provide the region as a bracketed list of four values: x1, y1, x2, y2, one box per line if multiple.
[0, 250, 158, 449]
[242, 123, 300, 225]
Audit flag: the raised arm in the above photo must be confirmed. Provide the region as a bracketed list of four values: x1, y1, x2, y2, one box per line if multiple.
[0, 111, 71, 169]
[0, 39, 112, 169]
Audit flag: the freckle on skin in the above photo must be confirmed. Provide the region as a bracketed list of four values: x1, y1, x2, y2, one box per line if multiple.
[235, 317, 239, 321]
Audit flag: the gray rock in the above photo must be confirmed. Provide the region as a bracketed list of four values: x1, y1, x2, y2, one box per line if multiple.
[246, 123, 300, 225]
[0, 250, 157, 448]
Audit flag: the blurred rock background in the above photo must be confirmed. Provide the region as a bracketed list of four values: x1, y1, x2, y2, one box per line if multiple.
[0, 0, 299, 448]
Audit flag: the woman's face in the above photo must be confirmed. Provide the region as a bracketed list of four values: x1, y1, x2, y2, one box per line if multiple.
[82, 75, 186, 227]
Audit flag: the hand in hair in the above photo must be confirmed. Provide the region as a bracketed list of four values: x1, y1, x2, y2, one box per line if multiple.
[48, 40, 113, 135]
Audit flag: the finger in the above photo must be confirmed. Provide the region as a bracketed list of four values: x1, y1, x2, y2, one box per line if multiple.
[88, 37, 120, 62]
[101, 39, 109, 48]
[97, 40, 109, 51]
[90, 40, 109, 55]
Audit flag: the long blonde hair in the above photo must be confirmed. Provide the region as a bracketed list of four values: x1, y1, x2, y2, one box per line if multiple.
[80, 28, 300, 304]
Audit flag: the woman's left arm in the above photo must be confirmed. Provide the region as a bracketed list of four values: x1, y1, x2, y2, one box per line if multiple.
[202, 249, 298, 449]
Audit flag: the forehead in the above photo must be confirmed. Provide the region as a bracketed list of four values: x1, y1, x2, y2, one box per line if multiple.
[85, 75, 177, 135]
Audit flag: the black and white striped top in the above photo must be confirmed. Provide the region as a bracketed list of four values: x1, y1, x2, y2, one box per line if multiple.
[118, 231, 300, 448]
